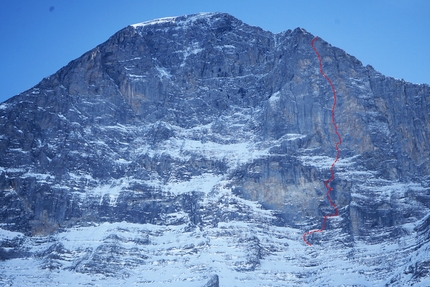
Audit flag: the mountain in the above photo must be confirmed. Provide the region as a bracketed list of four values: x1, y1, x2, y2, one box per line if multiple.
[1, 12, 429, 286]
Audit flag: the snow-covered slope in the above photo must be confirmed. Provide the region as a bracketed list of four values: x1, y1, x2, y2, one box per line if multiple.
[1, 12, 429, 286]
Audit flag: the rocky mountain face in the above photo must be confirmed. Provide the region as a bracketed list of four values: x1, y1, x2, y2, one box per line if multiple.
[1, 12, 429, 286]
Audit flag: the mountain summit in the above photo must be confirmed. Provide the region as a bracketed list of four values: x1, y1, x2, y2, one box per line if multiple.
[1, 12, 429, 286]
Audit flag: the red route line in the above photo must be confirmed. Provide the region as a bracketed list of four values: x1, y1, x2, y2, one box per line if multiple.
[303, 36, 342, 246]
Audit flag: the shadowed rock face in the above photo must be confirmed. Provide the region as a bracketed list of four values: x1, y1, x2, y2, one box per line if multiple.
[0, 12, 429, 286]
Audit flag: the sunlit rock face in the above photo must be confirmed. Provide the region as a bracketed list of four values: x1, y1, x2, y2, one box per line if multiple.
[0, 12, 429, 286]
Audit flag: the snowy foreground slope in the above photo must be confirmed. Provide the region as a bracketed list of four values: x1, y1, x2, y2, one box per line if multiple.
[1, 13, 430, 286]
[1, 217, 430, 286]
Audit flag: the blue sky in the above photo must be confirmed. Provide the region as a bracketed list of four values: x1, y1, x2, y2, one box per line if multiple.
[1, 0, 429, 103]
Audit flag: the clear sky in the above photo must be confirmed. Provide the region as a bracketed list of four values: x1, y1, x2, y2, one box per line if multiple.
[1, 0, 429, 103]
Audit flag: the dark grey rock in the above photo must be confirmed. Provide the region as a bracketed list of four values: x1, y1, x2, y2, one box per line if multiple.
[203, 274, 219, 287]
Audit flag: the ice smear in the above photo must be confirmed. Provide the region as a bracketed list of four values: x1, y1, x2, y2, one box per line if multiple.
[72, 180, 126, 206]
[156, 66, 172, 79]
[268, 91, 281, 107]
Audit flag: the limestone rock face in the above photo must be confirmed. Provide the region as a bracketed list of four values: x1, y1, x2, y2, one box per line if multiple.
[0, 12, 429, 286]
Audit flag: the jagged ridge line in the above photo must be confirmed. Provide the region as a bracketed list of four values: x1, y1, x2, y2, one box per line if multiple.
[303, 36, 342, 246]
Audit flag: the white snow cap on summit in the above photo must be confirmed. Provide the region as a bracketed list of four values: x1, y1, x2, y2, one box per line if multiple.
[130, 12, 220, 28]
